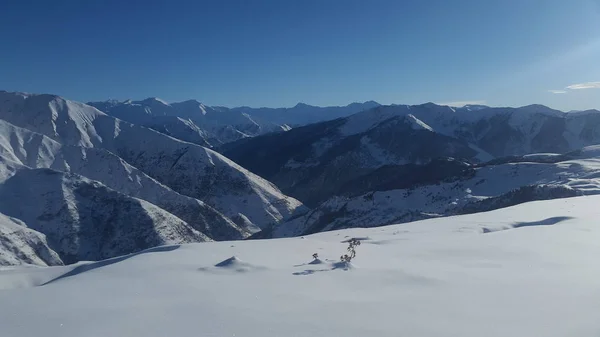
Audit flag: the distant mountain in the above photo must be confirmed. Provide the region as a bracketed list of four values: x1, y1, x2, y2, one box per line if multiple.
[221, 103, 600, 207]
[348, 103, 600, 157]
[0, 91, 306, 265]
[258, 147, 600, 238]
[230, 101, 381, 127]
[220, 106, 489, 206]
[89, 98, 380, 146]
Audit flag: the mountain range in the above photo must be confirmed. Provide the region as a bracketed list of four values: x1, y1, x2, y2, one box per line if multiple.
[2, 89, 600, 266]
[0, 91, 305, 265]
[88, 98, 380, 147]
[221, 103, 600, 206]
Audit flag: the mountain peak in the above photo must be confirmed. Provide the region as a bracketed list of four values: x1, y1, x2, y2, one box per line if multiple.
[293, 102, 314, 109]
[363, 100, 380, 106]
[347, 101, 381, 109]
[179, 99, 202, 105]
[461, 104, 489, 111]
[519, 104, 554, 111]
[171, 99, 209, 116]
[139, 97, 170, 106]
[417, 102, 454, 111]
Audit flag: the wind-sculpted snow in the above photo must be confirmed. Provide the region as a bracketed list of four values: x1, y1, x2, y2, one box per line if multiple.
[1, 196, 599, 336]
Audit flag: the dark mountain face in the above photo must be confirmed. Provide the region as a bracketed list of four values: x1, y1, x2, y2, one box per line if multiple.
[338, 159, 475, 197]
[221, 114, 481, 207]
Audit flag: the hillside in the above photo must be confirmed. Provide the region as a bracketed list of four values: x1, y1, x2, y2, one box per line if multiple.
[0, 91, 306, 264]
[221, 113, 485, 206]
[0, 161, 211, 264]
[264, 148, 600, 238]
[0, 212, 62, 266]
[1, 196, 598, 336]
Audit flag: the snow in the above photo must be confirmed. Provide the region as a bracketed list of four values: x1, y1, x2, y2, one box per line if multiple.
[0, 165, 212, 264]
[334, 102, 600, 159]
[272, 151, 600, 237]
[0, 213, 62, 267]
[522, 152, 561, 159]
[577, 145, 600, 157]
[406, 114, 434, 131]
[339, 105, 411, 136]
[468, 143, 495, 162]
[89, 98, 378, 146]
[0, 91, 305, 239]
[0, 196, 599, 336]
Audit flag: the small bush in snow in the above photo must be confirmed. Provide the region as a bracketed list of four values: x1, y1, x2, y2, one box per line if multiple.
[340, 238, 361, 263]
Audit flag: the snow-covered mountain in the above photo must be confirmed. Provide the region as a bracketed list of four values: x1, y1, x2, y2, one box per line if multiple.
[0, 91, 306, 264]
[230, 100, 381, 127]
[221, 103, 600, 207]
[1, 195, 599, 336]
[0, 212, 62, 267]
[261, 147, 600, 238]
[0, 116, 247, 241]
[340, 103, 600, 157]
[89, 98, 379, 146]
[221, 110, 489, 206]
[3, 89, 600, 264]
[0, 162, 210, 265]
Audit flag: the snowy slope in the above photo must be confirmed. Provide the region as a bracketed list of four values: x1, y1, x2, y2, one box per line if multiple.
[267, 148, 600, 237]
[103, 121, 306, 230]
[0, 196, 599, 336]
[51, 146, 246, 240]
[0, 164, 211, 264]
[0, 92, 106, 147]
[0, 118, 62, 167]
[0, 212, 62, 267]
[0, 91, 305, 233]
[0, 113, 248, 241]
[88, 99, 214, 146]
[90, 98, 284, 145]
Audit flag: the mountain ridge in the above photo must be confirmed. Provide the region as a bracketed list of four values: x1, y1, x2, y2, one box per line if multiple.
[0, 91, 306, 265]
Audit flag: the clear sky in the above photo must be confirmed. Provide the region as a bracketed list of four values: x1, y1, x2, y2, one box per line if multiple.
[1, 0, 600, 110]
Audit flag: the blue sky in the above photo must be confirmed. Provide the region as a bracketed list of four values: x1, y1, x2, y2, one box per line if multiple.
[1, 0, 600, 110]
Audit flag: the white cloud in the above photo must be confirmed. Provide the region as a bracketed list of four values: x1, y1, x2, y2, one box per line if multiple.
[546, 81, 600, 94]
[437, 100, 486, 107]
[565, 82, 600, 90]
